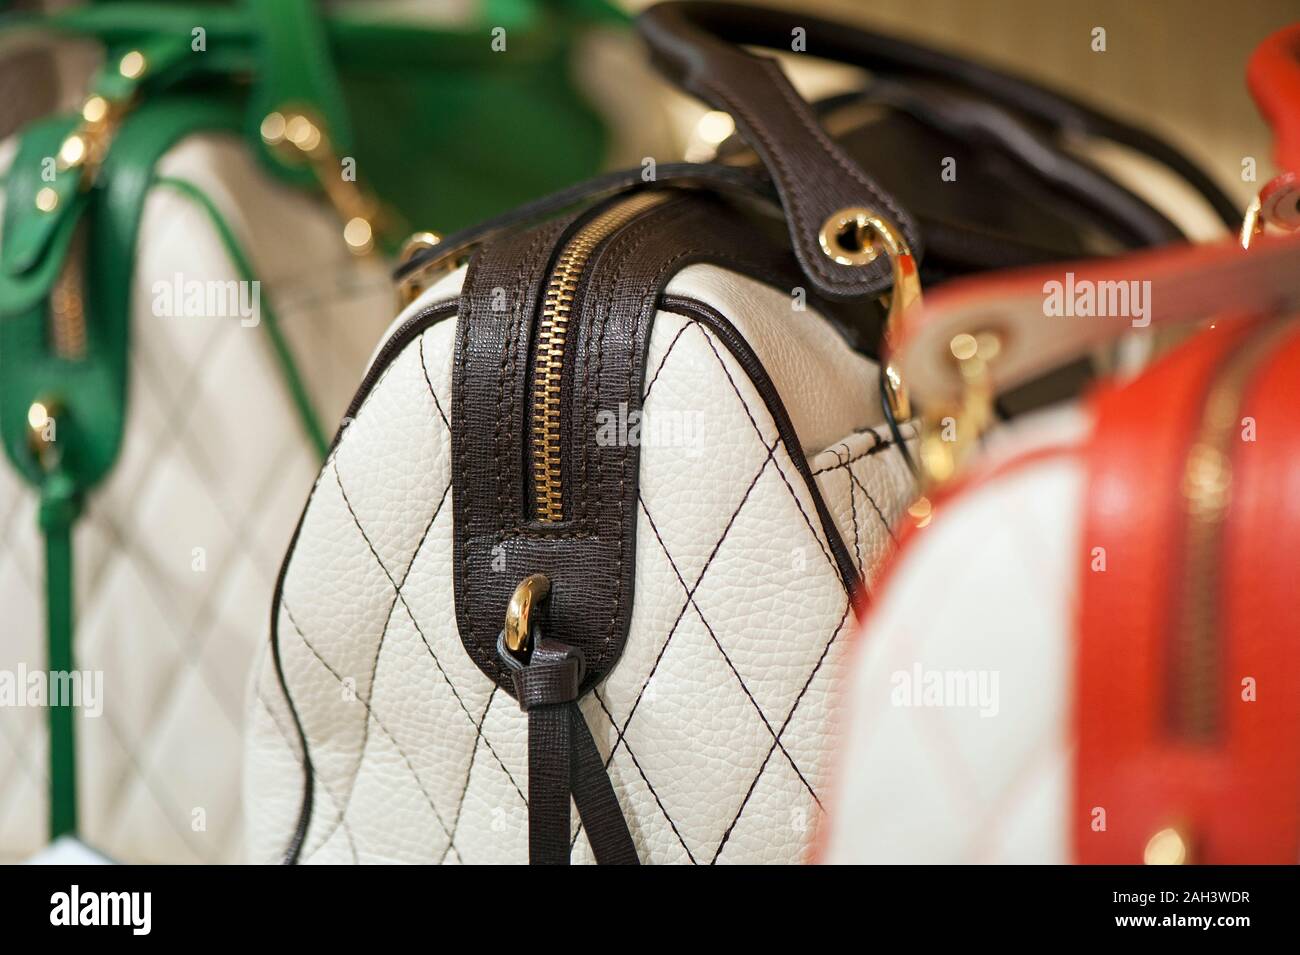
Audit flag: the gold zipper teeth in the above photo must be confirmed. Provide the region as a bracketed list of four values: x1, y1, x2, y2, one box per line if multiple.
[49, 224, 87, 360]
[531, 191, 671, 522]
[1174, 320, 1292, 741]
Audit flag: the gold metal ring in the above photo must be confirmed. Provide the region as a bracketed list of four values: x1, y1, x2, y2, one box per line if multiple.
[504, 574, 551, 655]
[818, 208, 922, 423]
[818, 207, 886, 266]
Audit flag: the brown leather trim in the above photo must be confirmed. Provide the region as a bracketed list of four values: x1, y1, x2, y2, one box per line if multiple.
[451, 191, 870, 701]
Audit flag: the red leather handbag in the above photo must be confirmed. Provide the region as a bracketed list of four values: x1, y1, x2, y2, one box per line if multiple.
[819, 25, 1300, 865]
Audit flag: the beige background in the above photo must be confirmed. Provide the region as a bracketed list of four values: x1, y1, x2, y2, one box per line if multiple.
[630, 0, 1299, 207]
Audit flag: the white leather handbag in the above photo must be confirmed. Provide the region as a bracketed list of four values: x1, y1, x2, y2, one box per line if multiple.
[0, 131, 395, 863]
[820, 27, 1300, 865]
[818, 231, 1300, 865]
[244, 197, 918, 867]
[243, 2, 1242, 864]
[0, 0, 662, 864]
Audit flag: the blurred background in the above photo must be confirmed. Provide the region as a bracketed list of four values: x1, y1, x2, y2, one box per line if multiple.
[641, 0, 1299, 207]
[4, 0, 1295, 213]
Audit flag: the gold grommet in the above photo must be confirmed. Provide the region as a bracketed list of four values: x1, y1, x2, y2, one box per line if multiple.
[818, 206, 883, 267]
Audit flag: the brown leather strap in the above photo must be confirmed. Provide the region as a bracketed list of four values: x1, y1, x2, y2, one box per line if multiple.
[638, 1, 1241, 300]
[639, 2, 919, 300]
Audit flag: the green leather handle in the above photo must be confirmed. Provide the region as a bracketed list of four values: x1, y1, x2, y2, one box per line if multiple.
[244, 0, 351, 173]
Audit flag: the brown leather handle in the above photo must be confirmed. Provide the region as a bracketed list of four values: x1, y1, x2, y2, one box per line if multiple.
[638, 1, 1243, 298]
[638, 1, 921, 300]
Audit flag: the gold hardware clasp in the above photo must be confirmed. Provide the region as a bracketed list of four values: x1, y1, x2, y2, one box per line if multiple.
[504, 574, 551, 656]
[917, 328, 1003, 488]
[818, 207, 921, 423]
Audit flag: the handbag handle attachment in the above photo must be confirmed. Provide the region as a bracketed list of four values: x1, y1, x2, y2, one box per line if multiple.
[898, 21, 1300, 487]
[1242, 23, 1300, 246]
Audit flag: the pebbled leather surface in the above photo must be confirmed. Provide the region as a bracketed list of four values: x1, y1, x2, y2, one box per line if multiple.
[0, 133, 393, 863]
[246, 262, 916, 864]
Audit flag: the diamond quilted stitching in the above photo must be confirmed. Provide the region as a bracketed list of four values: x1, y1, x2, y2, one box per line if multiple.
[618, 604, 773, 858]
[690, 462, 849, 729]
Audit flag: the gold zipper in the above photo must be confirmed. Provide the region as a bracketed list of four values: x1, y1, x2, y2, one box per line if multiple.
[531, 191, 670, 522]
[48, 224, 87, 361]
[1173, 319, 1292, 740]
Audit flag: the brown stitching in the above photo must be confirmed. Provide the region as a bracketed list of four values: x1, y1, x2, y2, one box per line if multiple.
[848, 466, 899, 545]
[810, 430, 899, 474]
[689, 321, 840, 576]
[711, 600, 852, 862]
[641, 496, 823, 806]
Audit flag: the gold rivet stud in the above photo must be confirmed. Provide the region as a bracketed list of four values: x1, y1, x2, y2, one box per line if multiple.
[343, 217, 374, 255]
[284, 113, 321, 154]
[82, 95, 110, 124]
[118, 50, 147, 80]
[35, 187, 59, 213]
[1143, 827, 1190, 865]
[259, 111, 287, 146]
[58, 134, 88, 168]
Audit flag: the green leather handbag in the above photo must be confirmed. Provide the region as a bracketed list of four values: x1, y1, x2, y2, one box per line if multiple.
[0, 0, 626, 849]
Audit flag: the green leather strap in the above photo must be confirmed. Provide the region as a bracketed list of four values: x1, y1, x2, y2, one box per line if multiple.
[40, 468, 80, 841]
[245, 0, 351, 188]
[1, 99, 244, 842]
